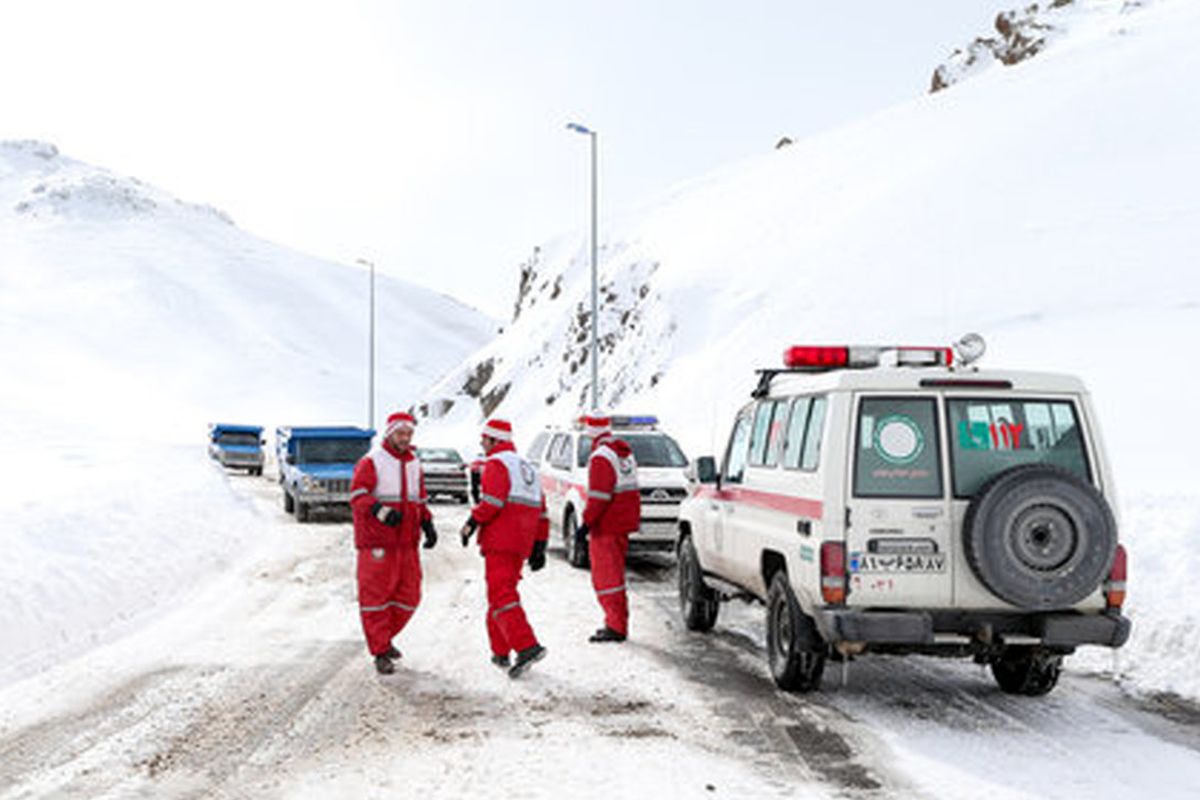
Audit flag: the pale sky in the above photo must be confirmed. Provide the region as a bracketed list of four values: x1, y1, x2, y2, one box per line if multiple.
[1, 1, 1003, 317]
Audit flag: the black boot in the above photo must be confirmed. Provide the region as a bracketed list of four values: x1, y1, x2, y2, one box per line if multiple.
[508, 644, 547, 678]
[491, 654, 511, 669]
[374, 653, 396, 675]
[588, 626, 626, 643]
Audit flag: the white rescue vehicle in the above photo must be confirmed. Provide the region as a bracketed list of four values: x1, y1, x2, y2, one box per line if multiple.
[677, 335, 1130, 696]
[529, 415, 690, 567]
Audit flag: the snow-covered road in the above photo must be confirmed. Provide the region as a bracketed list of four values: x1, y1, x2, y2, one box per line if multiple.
[2, 471, 1198, 800]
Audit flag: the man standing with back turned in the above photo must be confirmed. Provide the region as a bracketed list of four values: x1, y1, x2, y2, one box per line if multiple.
[349, 411, 439, 675]
[460, 418, 549, 678]
[576, 415, 640, 643]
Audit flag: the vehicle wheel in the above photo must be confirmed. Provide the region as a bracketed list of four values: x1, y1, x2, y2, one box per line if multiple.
[296, 501, 310, 522]
[964, 465, 1117, 610]
[766, 572, 826, 692]
[678, 536, 719, 632]
[991, 647, 1062, 696]
[564, 512, 590, 569]
[283, 490, 295, 514]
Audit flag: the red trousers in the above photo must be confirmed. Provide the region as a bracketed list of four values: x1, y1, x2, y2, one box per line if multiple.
[357, 545, 421, 656]
[589, 532, 630, 636]
[485, 552, 538, 656]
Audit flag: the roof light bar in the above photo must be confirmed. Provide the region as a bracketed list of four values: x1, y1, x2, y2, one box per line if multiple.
[783, 344, 953, 371]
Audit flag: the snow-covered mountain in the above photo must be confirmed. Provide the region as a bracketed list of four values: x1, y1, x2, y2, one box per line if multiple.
[0, 142, 495, 682]
[416, 0, 1199, 697]
[419, 0, 1195, 491]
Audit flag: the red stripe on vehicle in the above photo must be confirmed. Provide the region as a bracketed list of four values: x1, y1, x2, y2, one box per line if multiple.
[693, 485, 823, 518]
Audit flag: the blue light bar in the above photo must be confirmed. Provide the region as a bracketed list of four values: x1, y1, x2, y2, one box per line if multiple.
[612, 415, 658, 428]
[566, 122, 593, 135]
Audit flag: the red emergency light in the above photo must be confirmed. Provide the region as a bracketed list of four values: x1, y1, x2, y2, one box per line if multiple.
[783, 344, 953, 371]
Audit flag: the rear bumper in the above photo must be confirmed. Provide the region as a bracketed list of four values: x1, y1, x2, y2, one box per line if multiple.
[813, 608, 1131, 650]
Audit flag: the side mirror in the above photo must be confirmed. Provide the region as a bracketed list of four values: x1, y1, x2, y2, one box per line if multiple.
[286, 453, 296, 465]
[695, 455, 718, 485]
[260, 438, 266, 446]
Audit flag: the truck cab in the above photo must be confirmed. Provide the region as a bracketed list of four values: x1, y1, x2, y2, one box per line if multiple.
[276, 426, 374, 522]
[207, 424, 265, 475]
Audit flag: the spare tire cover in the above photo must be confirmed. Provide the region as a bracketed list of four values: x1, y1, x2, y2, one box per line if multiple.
[963, 464, 1117, 610]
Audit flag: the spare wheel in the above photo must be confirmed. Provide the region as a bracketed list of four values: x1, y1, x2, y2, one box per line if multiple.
[963, 464, 1116, 610]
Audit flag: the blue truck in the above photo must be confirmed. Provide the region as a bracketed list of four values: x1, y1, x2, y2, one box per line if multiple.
[208, 424, 266, 476]
[276, 426, 374, 522]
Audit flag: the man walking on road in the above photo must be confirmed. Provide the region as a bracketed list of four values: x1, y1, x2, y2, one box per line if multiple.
[349, 411, 439, 675]
[460, 418, 549, 678]
[576, 415, 640, 643]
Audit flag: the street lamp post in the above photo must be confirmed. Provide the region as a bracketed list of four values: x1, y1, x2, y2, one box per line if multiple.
[566, 121, 599, 412]
[357, 258, 376, 428]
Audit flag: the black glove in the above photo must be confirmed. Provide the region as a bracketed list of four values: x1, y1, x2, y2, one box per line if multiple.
[421, 519, 438, 549]
[575, 523, 589, 553]
[460, 517, 479, 547]
[371, 501, 402, 527]
[528, 539, 547, 571]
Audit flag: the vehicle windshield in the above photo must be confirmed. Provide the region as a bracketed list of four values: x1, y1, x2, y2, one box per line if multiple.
[419, 448, 462, 463]
[296, 438, 371, 464]
[217, 432, 260, 446]
[947, 398, 1090, 497]
[576, 433, 688, 468]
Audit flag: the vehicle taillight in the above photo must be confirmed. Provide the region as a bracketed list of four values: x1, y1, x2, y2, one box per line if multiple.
[820, 541, 847, 605]
[784, 346, 849, 369]
[1105, 544, 1127, 610]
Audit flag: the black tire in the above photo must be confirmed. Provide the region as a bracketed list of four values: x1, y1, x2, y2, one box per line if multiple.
[296, 500, 310, 522]
[991, 647, 1062, 696]
[564, 511, 590, 569]
[283, 489, 295, 514]
[678, 536, 719, 632]
[964, 465, 1117, 610]
[766, 572, 826, 692]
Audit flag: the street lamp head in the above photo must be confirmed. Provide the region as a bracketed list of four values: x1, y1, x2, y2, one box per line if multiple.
[566, 122, 593, 135]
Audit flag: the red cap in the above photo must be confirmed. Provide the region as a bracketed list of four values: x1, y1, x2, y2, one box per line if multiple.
[385, 412, 416, 437]
[481, 418, 513, 442]
[582, 415, 611, 437]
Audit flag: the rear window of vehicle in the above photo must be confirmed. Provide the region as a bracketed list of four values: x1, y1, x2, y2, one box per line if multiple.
[947, 398, 1090, 497]
[218, 432, 260, 446]
[854, 397, 942, 498]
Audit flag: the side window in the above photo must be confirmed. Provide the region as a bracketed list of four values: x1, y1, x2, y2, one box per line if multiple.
[549, 434, 572, 470]
[782, 397, 813, 469]
[763, 399, 791, 468]
[722, 409, 754, 485]
[576, 435, 594, 468]
[800, 396, 827, 471]
[853, 397, 942, 498]
[748, 401, 775, 467]
[527, 432, 549, 464]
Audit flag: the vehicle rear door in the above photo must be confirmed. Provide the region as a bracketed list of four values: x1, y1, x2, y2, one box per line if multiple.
[845, 395, 953, 607]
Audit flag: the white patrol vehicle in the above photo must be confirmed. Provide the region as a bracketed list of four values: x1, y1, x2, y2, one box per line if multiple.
[528, 415, 691, 568]
[676, 335, 1130, 696]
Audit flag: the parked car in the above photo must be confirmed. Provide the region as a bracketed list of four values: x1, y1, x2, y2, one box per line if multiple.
[677, 337, 1129, 696]
[207, 423, 265, 475]
[418, 447, 470, 503]
[276, 426, 373, 522]
[529, 415, 690, 568]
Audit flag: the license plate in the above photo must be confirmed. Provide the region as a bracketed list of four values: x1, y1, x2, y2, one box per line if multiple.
[851, 553, 946, 573]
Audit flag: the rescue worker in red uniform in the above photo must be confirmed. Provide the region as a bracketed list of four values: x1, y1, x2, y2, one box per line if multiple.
[460, 418, 550, 678]
[349, 411, 438, 674]
[577, 415, 641, 643]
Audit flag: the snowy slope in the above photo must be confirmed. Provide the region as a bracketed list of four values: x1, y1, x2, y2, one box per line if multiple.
[0, 141, 495, 683]
[417, 0, 1200, 697]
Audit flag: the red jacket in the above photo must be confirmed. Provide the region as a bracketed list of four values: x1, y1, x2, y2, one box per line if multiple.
[470, 441, 549, 557]
[583, 435, 641, 536]
[350, 440, 432, 550]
